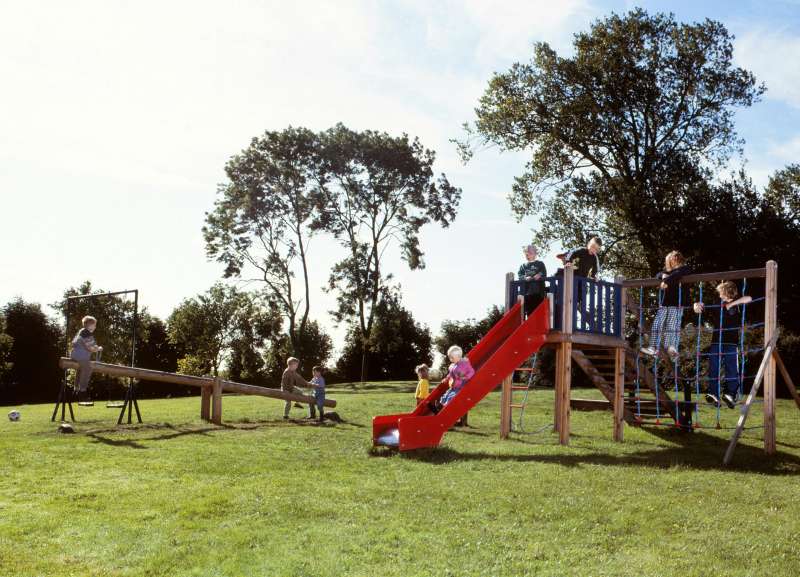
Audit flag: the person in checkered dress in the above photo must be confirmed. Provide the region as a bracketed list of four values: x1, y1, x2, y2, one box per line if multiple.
[642, 251, 690, 360]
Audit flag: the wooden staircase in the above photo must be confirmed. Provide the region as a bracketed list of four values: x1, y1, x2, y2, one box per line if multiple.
[570, 348, 677, 426]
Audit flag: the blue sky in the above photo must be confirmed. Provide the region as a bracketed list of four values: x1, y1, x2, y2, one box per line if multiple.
[1, 0, 798, 350]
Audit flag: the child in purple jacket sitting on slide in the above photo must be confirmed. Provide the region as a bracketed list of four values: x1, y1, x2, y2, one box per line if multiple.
[439, 345, 475, 405]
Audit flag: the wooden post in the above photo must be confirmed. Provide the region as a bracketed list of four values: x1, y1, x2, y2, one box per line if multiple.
[200, 385, 211, 421]
[500, 273, 516, 439]
[764, 260, 777, 454]
[613, 275, 626, 442]
[613, 347, 625, 442]
[212, 376, 223, 425]
[553, 346, 562, 433]
[557, 265, 574, 445]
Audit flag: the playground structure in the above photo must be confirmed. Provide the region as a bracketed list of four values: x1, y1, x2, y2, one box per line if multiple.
[54, 290, 335, 426]
[374, 260, 798, 464]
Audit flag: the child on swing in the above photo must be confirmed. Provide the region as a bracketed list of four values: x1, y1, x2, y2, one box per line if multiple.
[694, 281, 752, 409]
[641, 250, 690, 360]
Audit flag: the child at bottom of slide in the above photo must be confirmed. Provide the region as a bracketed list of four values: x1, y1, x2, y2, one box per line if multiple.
[308, 366, 326, 422]
[414, 364, 430, 406]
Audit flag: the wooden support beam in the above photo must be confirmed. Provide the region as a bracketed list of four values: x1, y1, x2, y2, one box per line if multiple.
[764, 260, 778, 454]
[774, 350, 800, 411]
[557, 265, 574, 445]
[200, 385, 211, 421]
[212, 376, 223, 425]
[724, 339, 777, 465]
[623, 267, 767, 289]
[614, 346, 625, 442]
[500, 375, 512, 439]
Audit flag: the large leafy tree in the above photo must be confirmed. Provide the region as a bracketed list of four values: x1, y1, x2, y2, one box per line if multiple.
[336, 293, 432, 382]
[315, 124, 460, 381]
[168, 284, 280, 378]
[0, 313, 14, 398]
[460, 9, 764, 276]
[204, 127, 321, 360]
[2, 299, 62, 404]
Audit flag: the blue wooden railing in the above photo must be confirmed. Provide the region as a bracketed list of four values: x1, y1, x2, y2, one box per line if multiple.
[507, 275, 623, 338]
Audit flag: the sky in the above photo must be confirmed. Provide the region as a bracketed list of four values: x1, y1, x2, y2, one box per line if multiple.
[1, 0, 799, 351]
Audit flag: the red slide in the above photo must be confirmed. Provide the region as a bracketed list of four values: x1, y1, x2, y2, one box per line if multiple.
[372, 299, 550, 451]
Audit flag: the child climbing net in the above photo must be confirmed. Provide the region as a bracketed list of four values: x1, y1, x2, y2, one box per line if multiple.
[631, 274, 767, 431]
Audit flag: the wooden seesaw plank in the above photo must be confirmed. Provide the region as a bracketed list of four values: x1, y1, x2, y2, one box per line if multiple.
[59, 358, 336, 408]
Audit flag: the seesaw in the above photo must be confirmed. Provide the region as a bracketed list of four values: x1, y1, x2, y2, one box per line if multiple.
[57, 358, 335, 425]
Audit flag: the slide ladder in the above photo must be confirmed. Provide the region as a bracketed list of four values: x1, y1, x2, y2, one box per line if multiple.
[372, 300, 550, 451]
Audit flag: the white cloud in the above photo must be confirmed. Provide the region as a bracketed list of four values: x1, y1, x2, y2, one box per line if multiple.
[735, 27, 800, 108]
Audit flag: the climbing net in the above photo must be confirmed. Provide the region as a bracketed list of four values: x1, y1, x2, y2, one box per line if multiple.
[629, 275, 768, 431]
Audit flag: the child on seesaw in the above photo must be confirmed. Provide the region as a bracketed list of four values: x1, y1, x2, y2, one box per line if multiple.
[308, 365, 326, 422]
[641, 250, 690, 360]
[281, 357, 319, 420]
[693, 281, 752, 409]
[70, 315, 103, 405]
[518, 244, 547, 316]
[414, 364, 430, 406]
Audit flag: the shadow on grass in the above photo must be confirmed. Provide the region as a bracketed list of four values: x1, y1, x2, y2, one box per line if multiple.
[83, 415, 367, 448]
[390, 428, 800, 475]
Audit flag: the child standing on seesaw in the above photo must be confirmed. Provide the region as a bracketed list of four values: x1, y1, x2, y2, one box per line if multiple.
[308, 365, 326, 422]
[694, 281, 752, 409]
[641, 250, 690, 360]
[414, 364, 430, 406]
[70, 315, 103, 405]
[281, 357, 317, 420]
[518, 244, 547, 316]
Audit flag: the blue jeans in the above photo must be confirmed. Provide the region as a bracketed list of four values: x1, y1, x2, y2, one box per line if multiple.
[708, 343, 739, 398]
[309, 389, 325, 417]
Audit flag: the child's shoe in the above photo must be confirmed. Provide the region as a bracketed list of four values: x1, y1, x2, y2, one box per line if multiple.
[722, 393, 736, 409]
[640, 347, 657, 357]
[666, 347, 679, 361]
[705, 393, 720, 407]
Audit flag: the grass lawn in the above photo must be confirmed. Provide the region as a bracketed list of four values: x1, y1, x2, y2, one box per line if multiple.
[1, 383, 799, 577]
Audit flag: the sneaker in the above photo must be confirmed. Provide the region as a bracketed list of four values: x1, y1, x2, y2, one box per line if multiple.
[722, 393, 736, 409]
[705, 393, 720, 407]
[640, 347, 657, 357]
[667, 347, 679, 361]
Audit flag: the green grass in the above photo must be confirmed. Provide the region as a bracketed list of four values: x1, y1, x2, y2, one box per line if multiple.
[1, 384, 799, 577]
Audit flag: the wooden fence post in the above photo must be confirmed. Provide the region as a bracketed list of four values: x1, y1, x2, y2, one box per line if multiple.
[212, 376, 223, 425]
[764, 260, 778, 454]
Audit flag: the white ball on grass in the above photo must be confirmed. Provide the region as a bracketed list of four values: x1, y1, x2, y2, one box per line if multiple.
[7, 410, 20, 422]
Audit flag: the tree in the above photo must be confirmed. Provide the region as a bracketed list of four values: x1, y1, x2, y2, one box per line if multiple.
[315, 124, 461, 381]
[204, 127, 321, 357]
[459, 9, 764, 276]
[434, 306, 504, 373]
[263, 320, 333, 384]
[336, 293, 432, 382]
[2, 299, 62, 404]
[168, 284, 280, 377]
[0, 313, 14, 396]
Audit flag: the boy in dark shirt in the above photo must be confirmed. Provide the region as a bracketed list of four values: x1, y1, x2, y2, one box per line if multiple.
[641, 251, 690, 359]
[694, 281, 752, 409]
[518, 245, 547, 316]
[69, 315, 102, 404]
[558, 236, 602, 279]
